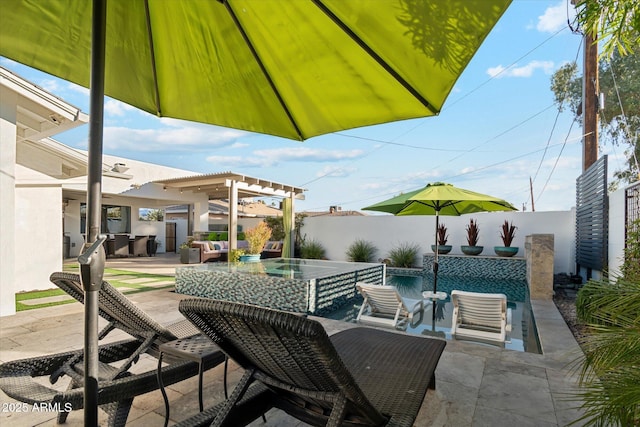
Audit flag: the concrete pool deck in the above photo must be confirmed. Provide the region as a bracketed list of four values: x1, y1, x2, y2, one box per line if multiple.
[0, 255, 586, 426]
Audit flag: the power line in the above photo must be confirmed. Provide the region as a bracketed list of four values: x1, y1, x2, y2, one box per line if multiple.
[536, 118, 578, 203]
[306, 138, 585, 212]
[531, 39, 583, 185]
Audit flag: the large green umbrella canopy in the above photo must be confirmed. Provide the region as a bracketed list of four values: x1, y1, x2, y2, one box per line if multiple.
[363, 182, 517, 296]
[1, 0, 511, 140]
[363, 182, 517, 215]
[1, 2, 511, 423]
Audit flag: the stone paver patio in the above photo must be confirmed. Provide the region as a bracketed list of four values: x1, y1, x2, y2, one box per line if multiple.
[0, 254, 586, 426]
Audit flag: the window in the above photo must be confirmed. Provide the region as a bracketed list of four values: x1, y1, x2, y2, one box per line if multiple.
[139, 208, 164, 221]
[81, 204, 131, 234]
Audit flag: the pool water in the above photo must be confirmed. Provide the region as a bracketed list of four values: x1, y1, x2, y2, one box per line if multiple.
[327, 273, 542, 354]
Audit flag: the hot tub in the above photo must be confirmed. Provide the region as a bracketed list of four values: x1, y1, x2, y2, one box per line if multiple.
[175, 258, 385, 315]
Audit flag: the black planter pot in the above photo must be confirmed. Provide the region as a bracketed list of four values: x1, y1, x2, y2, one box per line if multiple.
[461, 245, 483, 256]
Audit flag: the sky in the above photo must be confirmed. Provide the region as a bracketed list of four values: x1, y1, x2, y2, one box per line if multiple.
[2, 0, 625, 213]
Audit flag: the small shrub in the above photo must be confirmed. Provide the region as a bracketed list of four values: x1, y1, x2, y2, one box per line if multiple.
[228, 248, 244, 263]
[207, 232, 219, 241]
[346, 239, 377, 262]
[300, 239, 326, 259]
[264, 216, 285, 241]
[244, 222, 272, 254]
[387, 242, 420, 268]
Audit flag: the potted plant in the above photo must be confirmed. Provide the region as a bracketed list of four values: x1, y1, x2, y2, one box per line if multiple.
[494, 220, 519, 257]
[179, 238, 200, 264]
[461, 218, 483, 255]
[240, 222, 272, 262]
[431, 222, 452, 254]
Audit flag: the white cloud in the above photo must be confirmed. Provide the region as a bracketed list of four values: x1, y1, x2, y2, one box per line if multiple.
[104, 99, 135, 117]
[487, 60, 555, 78]
[207, 147, 366, 168]
[316, 165, 357, 178]
[101, 123, 243, 151]
[537, 1, 575, 33]
[67, 82, 90, 96]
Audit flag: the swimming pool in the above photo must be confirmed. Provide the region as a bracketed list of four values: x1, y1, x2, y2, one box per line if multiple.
[329, 272, 541, 354]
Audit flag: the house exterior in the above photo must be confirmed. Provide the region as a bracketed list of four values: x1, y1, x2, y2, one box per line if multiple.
[1, 68, 303, 317]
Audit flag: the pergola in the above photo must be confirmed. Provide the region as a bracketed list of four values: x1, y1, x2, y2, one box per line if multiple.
[156, 172, 305, 251]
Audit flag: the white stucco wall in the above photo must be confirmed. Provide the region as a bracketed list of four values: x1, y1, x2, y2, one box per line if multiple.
[302, 210, 576, 274]
[15, 185, 63, 292]
[0, 88, 18, 315]
[607, 186, 627, 276]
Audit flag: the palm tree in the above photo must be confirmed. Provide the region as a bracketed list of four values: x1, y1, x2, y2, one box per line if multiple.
[573, 219, 640, 425]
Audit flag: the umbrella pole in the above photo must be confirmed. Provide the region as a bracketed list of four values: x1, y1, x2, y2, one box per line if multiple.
[433, 211, 439, 294]
[432, 300, 436, 326]
[80, 1, 107, 425]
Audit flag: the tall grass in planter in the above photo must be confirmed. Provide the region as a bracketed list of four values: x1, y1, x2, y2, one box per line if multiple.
[346, 239, 377, 262]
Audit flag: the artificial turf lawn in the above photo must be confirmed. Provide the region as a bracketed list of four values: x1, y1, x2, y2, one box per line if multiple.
[15, 267, 175, 312]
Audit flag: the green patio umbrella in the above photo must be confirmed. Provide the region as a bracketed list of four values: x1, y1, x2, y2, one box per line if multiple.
[363, 182, 517, 296]
[1, 1, 511, 423]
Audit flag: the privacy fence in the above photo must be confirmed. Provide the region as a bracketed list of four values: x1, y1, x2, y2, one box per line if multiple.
[575, 155, 608, 274]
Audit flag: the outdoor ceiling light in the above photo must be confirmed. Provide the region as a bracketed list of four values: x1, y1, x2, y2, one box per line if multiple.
[111, 163, 129, 173]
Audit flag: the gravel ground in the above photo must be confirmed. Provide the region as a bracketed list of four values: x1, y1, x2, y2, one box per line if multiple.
[553, 280, 589, 345]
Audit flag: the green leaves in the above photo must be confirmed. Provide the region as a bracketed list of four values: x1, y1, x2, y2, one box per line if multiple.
[573, 277, 640, 425]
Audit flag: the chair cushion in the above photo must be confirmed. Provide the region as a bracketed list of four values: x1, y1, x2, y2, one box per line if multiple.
[213, 243, 221, 250]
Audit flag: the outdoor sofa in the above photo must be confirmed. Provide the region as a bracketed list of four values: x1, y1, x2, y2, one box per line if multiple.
[191, 240, 283, 262]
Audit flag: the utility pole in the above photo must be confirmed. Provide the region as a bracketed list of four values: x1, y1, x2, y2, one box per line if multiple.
[582, 17, 599, 171]
[529, 177, 535, 212]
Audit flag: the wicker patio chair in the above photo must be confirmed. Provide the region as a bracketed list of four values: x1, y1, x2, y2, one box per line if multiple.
[0, 272, 226, 425]
[0, 339, 222, 427]
[176, 298, 446, 427]
[49, 272, 201, 358]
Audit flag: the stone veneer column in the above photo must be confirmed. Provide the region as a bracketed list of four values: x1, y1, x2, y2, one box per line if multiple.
[526, 234, 554, 299]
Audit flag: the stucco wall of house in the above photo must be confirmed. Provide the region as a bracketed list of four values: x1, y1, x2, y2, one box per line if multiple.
[1, 89, 18, 316]
[15, 185, 63, 293]
[303, 210, 576, 275]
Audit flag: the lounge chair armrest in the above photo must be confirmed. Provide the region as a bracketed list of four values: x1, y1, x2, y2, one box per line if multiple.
[506, 308, 512, 332]
[0, 342, 225, 410]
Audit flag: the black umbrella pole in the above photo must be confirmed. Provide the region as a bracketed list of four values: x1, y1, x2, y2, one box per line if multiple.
[433, 212, 439, 294]
[433, 261, 439, 294]
[83, 1, 107, 425]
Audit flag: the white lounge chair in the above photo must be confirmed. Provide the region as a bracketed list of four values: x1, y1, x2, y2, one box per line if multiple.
[356, 282, 424, 329]
[450, 290, 512, 345]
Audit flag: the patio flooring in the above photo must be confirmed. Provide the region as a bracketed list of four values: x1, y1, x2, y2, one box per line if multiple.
[0, 254, 586, 426]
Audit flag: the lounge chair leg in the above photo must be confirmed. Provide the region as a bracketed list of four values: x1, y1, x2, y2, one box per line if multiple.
[157, 352, 170, 427]
[429, 374, 436, 390]
[326, 394, 348, 427]
[57, 380, 80, 424]
[104, 399, 133, 427]
[211, 368, 256, 427]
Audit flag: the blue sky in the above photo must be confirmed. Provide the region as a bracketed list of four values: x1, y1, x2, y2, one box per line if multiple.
[3, 0, 622, 213]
